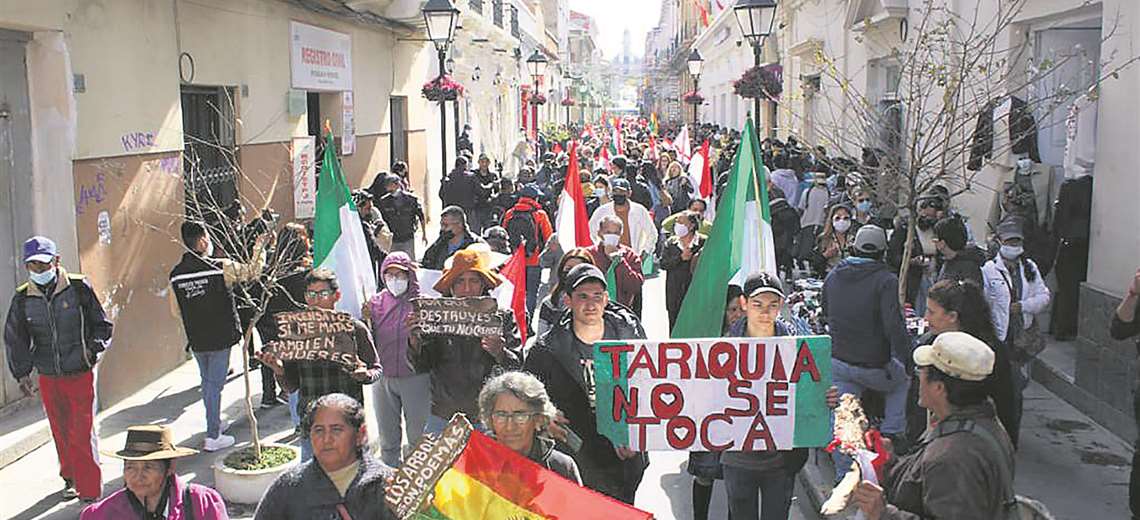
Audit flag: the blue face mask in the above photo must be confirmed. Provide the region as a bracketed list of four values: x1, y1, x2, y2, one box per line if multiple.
[29, 268, 56, 286]
[856, 200, 872, 213]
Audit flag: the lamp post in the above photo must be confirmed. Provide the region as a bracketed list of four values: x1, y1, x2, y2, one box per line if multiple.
[687, 48, 704, 126]
[526, 49, 548, 159]
[423, 0, 460, 177]
[733, 0, 777, 129]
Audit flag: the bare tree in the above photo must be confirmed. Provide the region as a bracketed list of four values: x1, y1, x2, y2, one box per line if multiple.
[778, 0, 1137, 305]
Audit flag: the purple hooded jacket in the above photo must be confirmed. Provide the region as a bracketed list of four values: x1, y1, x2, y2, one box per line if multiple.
[366, 252, 419, 378]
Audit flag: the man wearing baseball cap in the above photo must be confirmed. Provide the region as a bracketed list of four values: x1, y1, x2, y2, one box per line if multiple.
[525, 263, 649, 504]
[852, 331, 1016, 519]
[5, 236, 114, 502]
[822, 224, 913, 480]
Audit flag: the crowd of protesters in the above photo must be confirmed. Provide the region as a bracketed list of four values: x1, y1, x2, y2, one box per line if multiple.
[7, 114, 1125, 520]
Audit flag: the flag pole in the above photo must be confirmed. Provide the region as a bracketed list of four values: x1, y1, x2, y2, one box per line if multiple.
[746, 115, 770, 276]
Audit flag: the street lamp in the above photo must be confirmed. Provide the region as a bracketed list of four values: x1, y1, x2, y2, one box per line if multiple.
[526, 49, 548, 158]
[733, 0, 777, 128]
[423, 0, 460, 177]
[687, 48, 704, 126]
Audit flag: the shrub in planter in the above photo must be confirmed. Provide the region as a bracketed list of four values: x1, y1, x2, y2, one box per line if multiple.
[214, 443, 301, 504]
[682, 90, 704, 105]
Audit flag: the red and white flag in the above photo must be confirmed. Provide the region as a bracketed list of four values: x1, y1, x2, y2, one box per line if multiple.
[648, 135, 659, 160]
[674, 125, 692, 163]
[687, 139, 715, 220]
[499, 246, 530, 345]
[558, 142, 594, 254]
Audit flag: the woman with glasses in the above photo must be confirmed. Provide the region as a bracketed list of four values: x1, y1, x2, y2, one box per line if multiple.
[478, 371, 582, 484]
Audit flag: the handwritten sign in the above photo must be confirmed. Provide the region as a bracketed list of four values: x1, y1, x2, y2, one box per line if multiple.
[413, 297, 502, 338]
[266, 309, 360, 368]
[292, 136, 316, 219]
[386, 414, 473, 519]
[594, 336, 833, 451]
[290, 21, 352, 91]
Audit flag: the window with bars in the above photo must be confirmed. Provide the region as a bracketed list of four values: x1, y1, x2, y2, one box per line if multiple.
[180, 85, 238, 218]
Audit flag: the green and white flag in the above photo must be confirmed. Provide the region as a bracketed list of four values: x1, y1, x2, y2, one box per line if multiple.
[312, 131, 377, 318]
[672, 117, 776, 339]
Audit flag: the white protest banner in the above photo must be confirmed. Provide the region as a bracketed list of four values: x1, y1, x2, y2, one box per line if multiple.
[292, 136, 316, 219]
[594, 336, 833, 451]
[290, 21, 352, 91]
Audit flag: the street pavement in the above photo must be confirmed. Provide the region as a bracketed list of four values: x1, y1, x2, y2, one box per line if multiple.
[0, 275, 1127, 519]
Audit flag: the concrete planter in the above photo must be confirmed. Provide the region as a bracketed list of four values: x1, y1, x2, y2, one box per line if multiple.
[213, 443, 300, 504]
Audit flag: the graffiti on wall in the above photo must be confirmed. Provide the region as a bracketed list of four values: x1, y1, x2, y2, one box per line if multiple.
[121, 131, 156, 152]
[77, 171, 107, 216]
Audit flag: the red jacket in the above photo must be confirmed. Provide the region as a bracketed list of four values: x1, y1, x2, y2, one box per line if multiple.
[502, 197, 554, 266]
[585, 243, 644, 308]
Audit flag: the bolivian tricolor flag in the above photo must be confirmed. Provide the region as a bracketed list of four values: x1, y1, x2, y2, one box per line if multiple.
[387, 415, 653, 520]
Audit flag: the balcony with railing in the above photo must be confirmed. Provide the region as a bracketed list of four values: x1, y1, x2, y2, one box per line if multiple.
[468, 0, 482, 14]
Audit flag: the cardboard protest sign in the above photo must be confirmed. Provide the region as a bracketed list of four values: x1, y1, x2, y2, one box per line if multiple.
[386, 414, 653, 520]
[413, 297, 503, 338]
[265, 309, 361, 368]
[594, 336, 832, 451]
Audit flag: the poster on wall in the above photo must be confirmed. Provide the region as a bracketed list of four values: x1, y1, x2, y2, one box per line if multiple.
[342, 91, 355, 155]
[290, 21, 352, 91]
[292, 136, 316, 219]
[594, 336, 833, 452]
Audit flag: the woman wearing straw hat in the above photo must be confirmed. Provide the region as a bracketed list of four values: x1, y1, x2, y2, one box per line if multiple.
[81, 425, 228, 519]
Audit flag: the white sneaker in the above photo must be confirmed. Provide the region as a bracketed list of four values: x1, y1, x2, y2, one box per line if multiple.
[203, 434, 235, 452]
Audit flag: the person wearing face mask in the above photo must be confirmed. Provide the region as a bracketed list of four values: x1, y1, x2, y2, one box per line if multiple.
[932, 216, 985, 287]
[253, 223, 312, 410]
[982, 219, 1051, 400]
[588, 174, 610, 216]
[660, 211, 706, 330]
[362, 252, 430, 467]
[420, 206, 485, 270]
[796, 171, 832, 268]
[6, 236, 114, 503]
[170, 221, 268, 453]
[888, 194, 943, 310]
[588, 178, 658, 267]
[813, 205, 856, 275]
[584, 215, 645, 311]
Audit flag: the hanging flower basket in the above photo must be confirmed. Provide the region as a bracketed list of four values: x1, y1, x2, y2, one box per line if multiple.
[560, 98, 576, 107]
[682, 90, 704, 105]
[733, 64, 783, 100]
[530, 93, 548, 105]
[422, 75, 465, 102]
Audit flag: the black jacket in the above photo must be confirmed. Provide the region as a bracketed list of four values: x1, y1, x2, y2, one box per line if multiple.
[170, 253, 242, 352]
[967, 95, 1041, 171]
[439, 170, 482, 211]
[411, 308, 521, 420]
[822, 259, 913, 367]
[526, 435, 583, 484]
[1111, 305, 1140, 355]
[377, 190, 424, 242]
[254, 454, 396, 520]
[420, 233, 485, 270]
[5, 272, 113, 379]
[937, 246, 986, 287]
[524, 303, 645, 471]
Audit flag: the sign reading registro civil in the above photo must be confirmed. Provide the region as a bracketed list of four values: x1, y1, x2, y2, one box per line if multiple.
[290, 21, 352, 91]
[266, 309, 361, 369]
[595, 336, 833, 452]
[413, 297, 503, 338]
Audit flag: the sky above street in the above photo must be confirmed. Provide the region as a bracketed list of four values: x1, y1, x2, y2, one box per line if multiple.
[569, 0, 662, 60]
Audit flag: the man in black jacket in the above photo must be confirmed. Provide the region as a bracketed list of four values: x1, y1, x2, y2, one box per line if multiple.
[822, 225, 912, 481]
[170, 221, 266, 452]
[5, 236, 113, 502]
[524, 264, 648, 504]
[420, 206, 485, 270]
[1111, 267, 1140, 520]
[376, 174, 427, 259]
[933, 216, 985, 286]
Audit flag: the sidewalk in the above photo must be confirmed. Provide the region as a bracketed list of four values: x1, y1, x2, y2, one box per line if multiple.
[796, 382, 1133, 519]
[0, 348, 297, 520]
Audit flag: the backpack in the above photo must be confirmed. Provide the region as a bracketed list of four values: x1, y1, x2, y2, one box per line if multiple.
[934, 418, 1055, 520]
[506, 208, 543, 256]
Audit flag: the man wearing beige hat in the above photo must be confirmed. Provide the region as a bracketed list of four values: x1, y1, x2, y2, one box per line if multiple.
[851, 331, 1016, 519]
[81, 425, 228, 519]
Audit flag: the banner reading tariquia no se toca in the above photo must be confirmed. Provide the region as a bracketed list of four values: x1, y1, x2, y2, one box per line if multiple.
[594, 336, 832, 452]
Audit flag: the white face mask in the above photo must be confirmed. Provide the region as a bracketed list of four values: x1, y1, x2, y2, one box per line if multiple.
[385, 276, 409, 296]
[602, 233, 620, 247]
[999, 245, 1023, 260]
[833, 218, 852, 233]
[204, 239, 214, 257]
[674, 223, 690, 237]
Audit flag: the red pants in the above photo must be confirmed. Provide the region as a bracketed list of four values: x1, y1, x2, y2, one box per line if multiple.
[39, 371, 102, 499]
